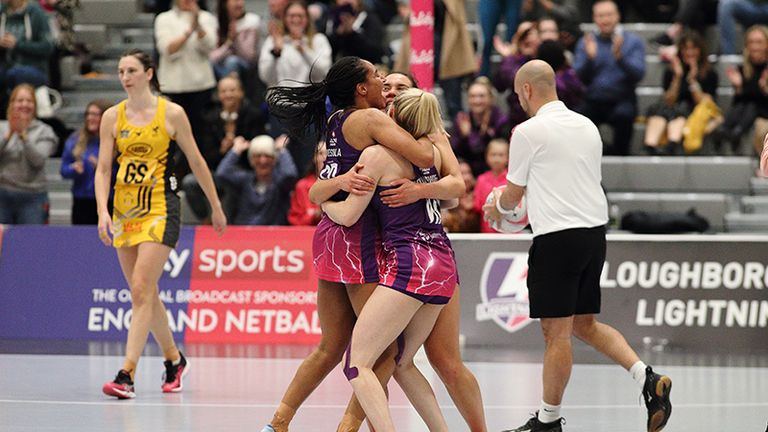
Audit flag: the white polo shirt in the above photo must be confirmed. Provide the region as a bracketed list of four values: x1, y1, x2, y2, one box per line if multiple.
[507, 100, 609, 237]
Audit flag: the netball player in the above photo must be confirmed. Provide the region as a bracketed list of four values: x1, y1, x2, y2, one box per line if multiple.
[260, 57, 434, 432]
[94, 49, 226, 399]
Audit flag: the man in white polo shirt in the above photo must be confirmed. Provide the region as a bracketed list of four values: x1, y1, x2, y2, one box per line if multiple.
[484, 60, 673, 432]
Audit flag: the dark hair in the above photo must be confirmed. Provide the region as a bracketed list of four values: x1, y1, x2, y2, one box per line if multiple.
[121, 48, 161, 93]
[536, 40, 566, 72]
[73, 99, 113, 161]
[217, 0, 234, 46]
[267, 56, 370, 145]
[676, 30, 710, 77]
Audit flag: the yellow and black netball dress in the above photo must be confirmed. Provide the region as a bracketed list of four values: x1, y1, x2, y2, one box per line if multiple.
[112, 97, 180, 248]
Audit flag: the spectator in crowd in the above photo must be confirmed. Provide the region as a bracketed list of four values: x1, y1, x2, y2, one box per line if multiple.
[259, 0, 331, 170]
[154, 0, 218, 177]
[473, 138, 509, 233]
[60, 99, 112, 224]
[393, 0, 476, 121]
[650, 0, 718, 48]
[259, 0, 331, 88]
[521, 0, 581, 51]
[183, 74, 267, 222]
[493, 21, 541, 128]
[0, 84, 57, 224]
[215, 134, 298, 225]
[713, 25, 768, 155]
[478, 0, 521, 77]
[441, 158, 480, 232]
[326, 0, 386, 64]
[574, 0, 645, 156]
[719, 0, 768, 55]
[0, 0, 54, 114]
[450, 76, 509, 176]
[287, 140, 326, 225]
[536, 39, 585, 110]
[644, 31, 719, 155]
[210, 0, 261, 81]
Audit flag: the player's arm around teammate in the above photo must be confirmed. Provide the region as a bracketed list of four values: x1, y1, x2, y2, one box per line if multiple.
[308, 107, 435, 205]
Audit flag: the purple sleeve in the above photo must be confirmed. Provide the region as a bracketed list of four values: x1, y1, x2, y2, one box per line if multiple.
[556, 68, 586, 109]
[493, 54, 528, 93]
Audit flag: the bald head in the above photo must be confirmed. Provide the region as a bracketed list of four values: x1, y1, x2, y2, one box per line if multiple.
[515, 60, 556, 95]
[514, 60, 558, 117]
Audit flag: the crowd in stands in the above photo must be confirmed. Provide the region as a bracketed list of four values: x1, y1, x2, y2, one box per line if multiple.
[0, 0, 767, 230]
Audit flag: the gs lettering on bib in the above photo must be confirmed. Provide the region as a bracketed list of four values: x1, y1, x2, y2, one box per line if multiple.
[116, 157, 158, 186]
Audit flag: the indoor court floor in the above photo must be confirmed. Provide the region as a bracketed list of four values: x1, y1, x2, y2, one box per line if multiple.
[1, 342, 767, 431]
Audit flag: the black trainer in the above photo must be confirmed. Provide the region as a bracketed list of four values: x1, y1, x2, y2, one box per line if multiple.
[162, 352, 189, 393]
[642, 366, 672, 432]
[102, 369, 136, 399]
[502, 413, 564, 432]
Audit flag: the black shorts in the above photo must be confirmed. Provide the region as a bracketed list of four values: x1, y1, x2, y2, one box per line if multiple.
[527, 225, 606, 319]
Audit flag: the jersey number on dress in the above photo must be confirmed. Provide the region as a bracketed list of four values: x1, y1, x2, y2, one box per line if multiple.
[319, 162, 339, 180]
[426, 198, 441, 224]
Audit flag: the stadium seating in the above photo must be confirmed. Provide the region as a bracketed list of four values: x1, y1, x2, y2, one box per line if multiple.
[48, 0, 764, 231]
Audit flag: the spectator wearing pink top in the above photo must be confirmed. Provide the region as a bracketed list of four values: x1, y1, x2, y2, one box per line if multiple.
[473, 138, 509, 233]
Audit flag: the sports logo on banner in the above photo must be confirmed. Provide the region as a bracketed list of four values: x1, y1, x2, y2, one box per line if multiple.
[476, 252, 533, 333]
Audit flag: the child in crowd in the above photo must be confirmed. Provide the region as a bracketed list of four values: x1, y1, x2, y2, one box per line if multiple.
[473, 138, 509, 233]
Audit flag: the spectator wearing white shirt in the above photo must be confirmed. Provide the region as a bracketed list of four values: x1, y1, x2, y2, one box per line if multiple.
[155, 0, 217, 176]
[259, 0, 331, 171]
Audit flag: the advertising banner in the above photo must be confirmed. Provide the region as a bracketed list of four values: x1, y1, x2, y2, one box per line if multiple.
[0, 226, 320, 345]
[185, 227, 320, 344]
[409, 0, 434, 91]
[453, 234, 768, 352]
[0, 225, 193, 341]
[1, 227, 767, 352]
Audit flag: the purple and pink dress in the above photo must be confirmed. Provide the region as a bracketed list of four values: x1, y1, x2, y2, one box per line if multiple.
[312, 110, 380, 284]
[372, 165, 458, 304]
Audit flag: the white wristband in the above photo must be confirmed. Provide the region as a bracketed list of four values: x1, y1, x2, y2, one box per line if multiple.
[496, 197, 516, 215]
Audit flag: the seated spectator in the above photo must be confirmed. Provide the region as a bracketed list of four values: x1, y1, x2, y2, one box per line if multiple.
[536, 39, 585, 110]
[288, 140, 326, 225]
[521, 1, 581, 52]
[472, 138, 509, 233]
[182, 74, 267, 222]
[60, 99, 113, 224]
[493, 21, 541, 128]
[0, 84, 57, 224]
[326, 0, 386, 64]
[441, 158, 480, 232]
[713, 25, 768, 155]
[0, 0, 54, 114]
[719, 0, 768, 55]
[215, 134, 298, 225]
[259, 0, 331, 89]
[574, 0, 645, 155]
[154, 0, 218, 177]
[210, 0, 261, 81]
[644, 31, 719, 155]
[450, 76, 509, 177]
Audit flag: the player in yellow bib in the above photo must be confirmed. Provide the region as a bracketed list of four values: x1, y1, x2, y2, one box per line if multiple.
[94, 49, 227, 399]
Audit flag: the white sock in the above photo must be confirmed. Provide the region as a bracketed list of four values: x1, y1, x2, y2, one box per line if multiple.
[172, 356, 182, 366]
[630, 360, 648, 388]
[537, 401, 561, 424]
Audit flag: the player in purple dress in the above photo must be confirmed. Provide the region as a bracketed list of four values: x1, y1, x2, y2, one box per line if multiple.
[260, 57, 435, 432]
[322, 88, 465, 431]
